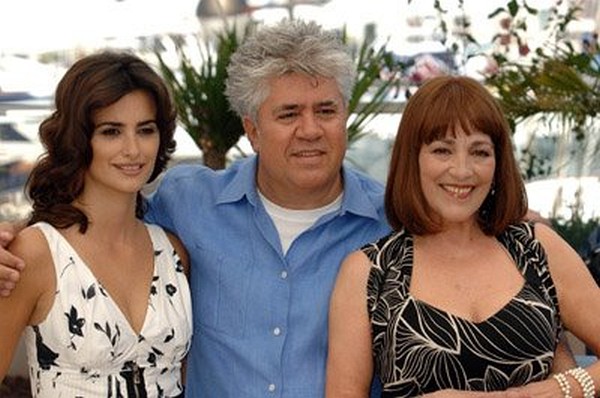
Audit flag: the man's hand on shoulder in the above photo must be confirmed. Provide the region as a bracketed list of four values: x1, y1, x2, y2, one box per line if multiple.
[0, 224, 26, 297]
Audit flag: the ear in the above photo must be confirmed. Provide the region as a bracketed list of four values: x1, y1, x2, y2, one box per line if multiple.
[243, 116, 260, 153]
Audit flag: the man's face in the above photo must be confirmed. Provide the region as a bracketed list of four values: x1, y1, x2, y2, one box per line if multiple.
[244, 73, 348, 209]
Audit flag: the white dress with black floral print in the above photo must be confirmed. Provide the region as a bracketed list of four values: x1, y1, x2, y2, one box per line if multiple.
[24, 222, 192, 398]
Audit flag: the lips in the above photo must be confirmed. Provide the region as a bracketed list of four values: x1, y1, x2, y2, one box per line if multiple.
[292, 149, 325, 157]
[442, 184, 474, 199]
[113, 163, 145, 175]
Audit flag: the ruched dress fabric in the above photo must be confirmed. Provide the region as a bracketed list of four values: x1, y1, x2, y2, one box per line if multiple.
[23, 222, 192, 398]
[364, 222, 561, 397]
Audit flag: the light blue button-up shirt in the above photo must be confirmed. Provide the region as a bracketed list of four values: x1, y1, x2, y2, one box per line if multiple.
[146, 156, 390, 397]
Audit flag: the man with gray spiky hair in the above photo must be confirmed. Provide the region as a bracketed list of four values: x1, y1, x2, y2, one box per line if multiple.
[152, 19, 390, 396]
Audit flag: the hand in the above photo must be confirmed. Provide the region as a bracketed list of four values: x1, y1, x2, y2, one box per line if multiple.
[0, 229, 25, 297]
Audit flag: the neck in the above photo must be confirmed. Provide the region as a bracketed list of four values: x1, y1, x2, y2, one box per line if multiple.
[423, 221, 488, 247]
[257, 177, 343, 210]
[74, 191, 140, 241]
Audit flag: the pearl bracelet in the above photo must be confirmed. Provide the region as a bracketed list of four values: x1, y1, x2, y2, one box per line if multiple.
[553, 372, 573, 398]
[566, 367, 595, 398]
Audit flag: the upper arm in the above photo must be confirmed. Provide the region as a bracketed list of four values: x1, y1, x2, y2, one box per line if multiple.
[0, 227, 53, 379]
[166, 231, 189, 277]
[534, 223, 600, 355]
[326, 250, 374, 398]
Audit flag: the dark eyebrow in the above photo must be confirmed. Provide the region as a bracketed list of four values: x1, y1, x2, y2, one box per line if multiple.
[95, 119, 156, 128]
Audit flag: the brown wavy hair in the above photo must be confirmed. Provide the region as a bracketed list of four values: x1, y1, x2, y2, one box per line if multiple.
[27, 51, 177, 232]
[385, 75, 527, 236]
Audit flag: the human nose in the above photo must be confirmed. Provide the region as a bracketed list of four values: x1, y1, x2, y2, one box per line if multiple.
[122, 132, 141, 157]
[449, 153, 474, 178]
[296, 112, 323, 140]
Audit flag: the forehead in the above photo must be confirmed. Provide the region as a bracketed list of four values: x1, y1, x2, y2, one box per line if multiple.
[93, 90, 156, 122]
[263, 73, 342, 108]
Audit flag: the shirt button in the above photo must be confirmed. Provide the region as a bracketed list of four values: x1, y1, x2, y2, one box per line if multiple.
[268, 383, 276, 392]
[273, 327, 281, 336]
[280, 270, 288, 279]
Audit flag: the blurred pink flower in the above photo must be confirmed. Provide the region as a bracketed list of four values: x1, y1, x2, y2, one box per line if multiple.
[407, 54, 450, 84]
[500, 17, 512, 30]
[519, 44, 530, 56]
[482, 57, 499, 76]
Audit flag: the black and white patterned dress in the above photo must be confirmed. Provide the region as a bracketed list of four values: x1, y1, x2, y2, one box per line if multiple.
[24, 222, 192, 397]
[364, 222, 561, 397]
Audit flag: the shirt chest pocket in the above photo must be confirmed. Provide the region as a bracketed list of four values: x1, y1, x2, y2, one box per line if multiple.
[191, 245, 251, 338]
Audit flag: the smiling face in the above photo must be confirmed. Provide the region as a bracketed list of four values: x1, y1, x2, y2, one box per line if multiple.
[244, 72, 348, 209]
[418, 127, 496, 229]
[84, 90, 160, 198]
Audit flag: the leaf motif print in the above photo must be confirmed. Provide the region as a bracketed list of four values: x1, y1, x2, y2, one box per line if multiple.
[33, 325, 59, 370]
[364, 225, 558, 395]
[94, 321, 122, 357]
[59, 257, 75, 278]
[150, 276, 159, 296]
[65, 306, 85, 337]
[172, 249, 184, 273]
[112, 324, 121, 346]
[164, 328, 175, 343]
[81, 284, 96, 300]
[152, 346, 164, 356]
[147, 352, 157, 367]
[148, 346, 164, 367]
[165, 283, 177, 297]
[99, 284, 109, 297]
[508, 360, 547, 387]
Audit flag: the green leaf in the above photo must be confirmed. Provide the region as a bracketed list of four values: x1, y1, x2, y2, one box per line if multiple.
[507, 0, 519, 17]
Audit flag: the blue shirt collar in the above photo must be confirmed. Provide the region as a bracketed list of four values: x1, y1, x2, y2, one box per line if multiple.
[217, 155, 382, 221]
[217, 156, 260, 206]
[340, 165, 383, 221]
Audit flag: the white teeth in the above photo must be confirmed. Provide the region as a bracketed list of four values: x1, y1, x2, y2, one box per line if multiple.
[296, 150, 321, 157]
[445, 185, 472, 196]
[117, 164, 142, 171]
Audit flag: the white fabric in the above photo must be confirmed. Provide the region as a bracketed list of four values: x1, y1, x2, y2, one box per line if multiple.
[259, 192, 343, 254]
[24, 222, 192, 397]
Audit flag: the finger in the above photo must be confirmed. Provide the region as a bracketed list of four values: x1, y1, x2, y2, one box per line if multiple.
[0, 230, 14, 247]
[0, 249, 25, 272]
[0, 281, 17, 297]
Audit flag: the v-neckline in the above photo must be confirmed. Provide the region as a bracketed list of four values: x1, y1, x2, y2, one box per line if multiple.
[54, 224, 157, 336]
[405, 233, 527, 326]
[407, 283, 527, 326]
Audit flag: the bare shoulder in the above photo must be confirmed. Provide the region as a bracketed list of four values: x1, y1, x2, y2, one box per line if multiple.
[533, 221, 561, 242]
[533, 221, 593, 290]
[4, 224, 54, 324]
[533, 222, 578, 260]
[165, 231, 189, 276]
[336, 250, 372, 288]
[9, 225, 51, 266]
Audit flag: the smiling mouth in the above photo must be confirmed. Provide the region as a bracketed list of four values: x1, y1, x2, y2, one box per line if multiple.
[442, 184, 474, 198]
[293, 149, 325, 158]
[114, 164, 145, 173]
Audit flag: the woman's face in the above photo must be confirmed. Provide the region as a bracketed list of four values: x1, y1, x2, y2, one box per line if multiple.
[418, 126, 496, 228]
[85, 89, 160, 197]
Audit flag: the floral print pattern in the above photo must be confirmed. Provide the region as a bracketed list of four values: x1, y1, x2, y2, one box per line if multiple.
[364, 222, 560, 397]
[24, 222, 192, 397]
